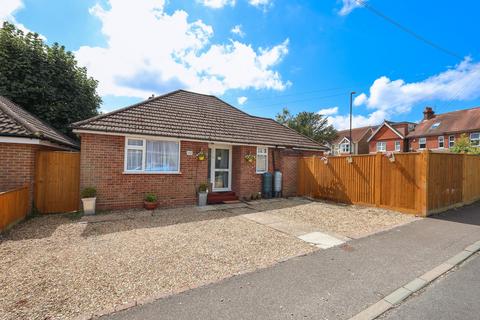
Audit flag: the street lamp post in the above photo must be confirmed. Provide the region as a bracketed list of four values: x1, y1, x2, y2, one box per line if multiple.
[349, 91, 356, 154]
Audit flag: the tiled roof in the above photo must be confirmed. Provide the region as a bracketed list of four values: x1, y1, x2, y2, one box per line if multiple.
[72, 90, 327, 150]
[0, 96, 78, 148]
[332, 126, 376, 144]
[407, 107, 480, 138]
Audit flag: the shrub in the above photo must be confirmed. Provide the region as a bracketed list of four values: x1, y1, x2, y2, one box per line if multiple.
[198, 183, 208, 192]
[81, 187, 97, 198]
[144, 193, 157, 202]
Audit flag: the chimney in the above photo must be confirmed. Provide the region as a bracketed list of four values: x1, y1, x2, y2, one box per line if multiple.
[423, 106, 435, 120]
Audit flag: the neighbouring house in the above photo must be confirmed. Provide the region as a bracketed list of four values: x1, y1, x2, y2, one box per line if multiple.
[330, 126, 375, 155]
[72, 90, 326, 210]
[0, 96, 79, 207]
[368, 120, 416, 153]
[407, 106, 480, 151]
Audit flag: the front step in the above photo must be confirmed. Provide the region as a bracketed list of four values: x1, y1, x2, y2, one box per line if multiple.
[207, 191, 239, 204]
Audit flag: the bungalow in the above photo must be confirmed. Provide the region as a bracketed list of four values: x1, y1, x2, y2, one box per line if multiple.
[368, 121, 416, 153]
[330, 126, 375, 155]
[407, 107, 480, 151]
[72, 90, 326, 210]
[0, 96, 78, 206]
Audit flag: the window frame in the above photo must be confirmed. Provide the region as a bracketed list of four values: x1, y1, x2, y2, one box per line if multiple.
[470, 132, 480, 147]
[394, 141, 401, 152]
[256, 146, 269, 174]
[124, 136, 181, 174]
[340, 142, 350, 153]
[448, 135, 455, 148]
[418, 137, 427, 150]
[438, 136, 445, 149]
[376, 141, 387, 152]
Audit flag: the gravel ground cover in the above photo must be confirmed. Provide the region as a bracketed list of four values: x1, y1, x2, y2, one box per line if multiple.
[0, 199, 417, 319]
[259, 199, 419, 238]
[0, 206, 314, 320]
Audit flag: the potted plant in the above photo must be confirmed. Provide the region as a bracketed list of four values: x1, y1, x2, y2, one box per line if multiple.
[144, 193, 158, 210]
[198, 183, 208, 206]
[81, 187, 97, 215]
[244, 153, 256, 163]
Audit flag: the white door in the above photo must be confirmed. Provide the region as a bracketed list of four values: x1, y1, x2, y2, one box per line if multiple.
[210, 145, 232, 192]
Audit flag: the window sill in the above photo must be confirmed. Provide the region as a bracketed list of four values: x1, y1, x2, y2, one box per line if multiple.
[256, 171, 267, 175]
[123, 171, 181, 175]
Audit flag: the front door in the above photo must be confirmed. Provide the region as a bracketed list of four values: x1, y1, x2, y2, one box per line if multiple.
[210, 145, 232, 192]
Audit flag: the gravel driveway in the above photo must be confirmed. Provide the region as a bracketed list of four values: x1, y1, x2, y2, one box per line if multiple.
[0, 198, 417, 320]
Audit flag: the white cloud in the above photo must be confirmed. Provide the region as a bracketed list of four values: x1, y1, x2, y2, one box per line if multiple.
[327, 110, 386, 130]
[328, 57, 480, 130]
[198, 0, 235, 9]
[318, 106, 339, 116]
[338, 0, 363, 16]
[0, 0, 40, 36]
[249, 0, 272, 7]
[237, 96, 248, 105]
[75, 0, 289, 99]
[355, 57, 480, 112]
[231, 24, 245, 37]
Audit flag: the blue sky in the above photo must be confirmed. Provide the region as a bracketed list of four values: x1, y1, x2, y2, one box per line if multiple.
[2, 0, 480, 129]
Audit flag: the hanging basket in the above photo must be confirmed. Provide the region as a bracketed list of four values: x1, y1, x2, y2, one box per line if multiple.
[244, 154, 256, 163]
[196, 151, 207, 161]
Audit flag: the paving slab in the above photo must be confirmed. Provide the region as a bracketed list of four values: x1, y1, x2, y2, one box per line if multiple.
[240, 212, 284, 225]
[403, 278, 428, 293]
[266, 221, 316, 237]
[383, 287, 412, 305]
[298, 231, 345, 249]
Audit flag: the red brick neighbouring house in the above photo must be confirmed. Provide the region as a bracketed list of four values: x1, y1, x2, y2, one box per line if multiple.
[368, 121, 416, 153]
[407, 106, 480, 151]
[72, 90, 326, 210]
[0, 96, 79, 208]
[330, 126, 375, 155]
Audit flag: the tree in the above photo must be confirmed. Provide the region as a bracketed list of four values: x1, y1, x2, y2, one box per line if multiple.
[275, 107, 337, 144]
[0, 22, 101, 137]
[450, 134, 480, 155]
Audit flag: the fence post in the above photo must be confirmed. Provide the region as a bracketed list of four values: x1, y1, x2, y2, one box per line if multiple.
[420, 150, 430, 216]
[462, 153, 467, 203]
[374, 153, 382, 207]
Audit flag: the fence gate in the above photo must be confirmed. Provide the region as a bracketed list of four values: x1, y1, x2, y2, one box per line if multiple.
[35, 151, 80, 213]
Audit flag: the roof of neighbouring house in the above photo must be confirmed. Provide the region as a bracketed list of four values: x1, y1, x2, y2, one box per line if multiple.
[0, 96, 78, 148]
[71, 90, 327, 150]
[332, 126, 376, 145]
[407, 107, 480, 138]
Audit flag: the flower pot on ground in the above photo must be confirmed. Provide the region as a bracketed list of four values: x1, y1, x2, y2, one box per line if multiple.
[144, 193, 158, 210]
[81, 187, 97, 215]
[198, 183, 208, 207]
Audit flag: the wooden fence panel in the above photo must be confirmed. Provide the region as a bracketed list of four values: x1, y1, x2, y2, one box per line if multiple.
[0, 186, 29, 232]
[378, 153, 425, 214]
[463, 155, 480, 203]
[35, 151, 80, 214]
[427, 153, 464, 211]
[298, 152, 480, 216]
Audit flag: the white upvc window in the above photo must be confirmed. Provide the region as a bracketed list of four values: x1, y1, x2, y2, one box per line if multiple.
[256, 147, 268, 174]
[438, 136, 445, 149]
[419, 137, 427, 149]
[394, 141, 401, 152]
[470, 132, 480, 146]
[340, 142, 350, 153]
[124, 137, 180, 173]
[377, 141, 386, 152]
[449, 135, 455, 148]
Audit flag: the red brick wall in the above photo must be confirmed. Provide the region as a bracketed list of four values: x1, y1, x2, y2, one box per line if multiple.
[408, 133, 462, 151]
[80, 133, 209, 210]
[368, 125, 406, 153]
[231, 145, 274, 200]
[0, 143, 38, 193]
[0, 142, 57, 211]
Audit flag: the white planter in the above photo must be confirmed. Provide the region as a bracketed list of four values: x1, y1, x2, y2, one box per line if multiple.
[198, 192, 208, 207]
[82, 197, 96, 215]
